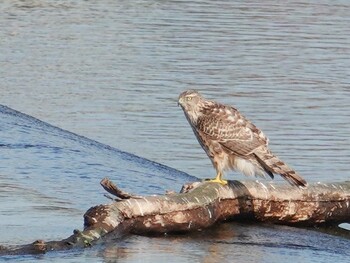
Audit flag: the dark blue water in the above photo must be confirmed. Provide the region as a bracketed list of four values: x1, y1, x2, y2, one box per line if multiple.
[0, 105, 196, 246]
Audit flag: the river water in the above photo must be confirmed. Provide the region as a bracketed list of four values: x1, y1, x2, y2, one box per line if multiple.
[0, 0, 349, 262]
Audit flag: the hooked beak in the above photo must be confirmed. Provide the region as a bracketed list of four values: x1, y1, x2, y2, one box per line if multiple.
[178, 97, 184, 107]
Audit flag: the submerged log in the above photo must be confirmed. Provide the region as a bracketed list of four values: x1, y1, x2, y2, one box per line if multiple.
[1, 178, 349, 255]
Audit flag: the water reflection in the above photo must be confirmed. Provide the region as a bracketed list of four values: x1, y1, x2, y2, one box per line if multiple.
[100, 223, 350, 263]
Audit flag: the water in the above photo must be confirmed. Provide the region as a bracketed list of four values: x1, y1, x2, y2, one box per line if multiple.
[0, 0, 349, 262]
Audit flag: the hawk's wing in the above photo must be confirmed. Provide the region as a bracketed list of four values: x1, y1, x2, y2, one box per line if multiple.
[197, 103, 268, 156]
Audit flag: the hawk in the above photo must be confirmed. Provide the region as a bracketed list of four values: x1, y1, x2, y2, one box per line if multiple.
[178, 90, 307, 187]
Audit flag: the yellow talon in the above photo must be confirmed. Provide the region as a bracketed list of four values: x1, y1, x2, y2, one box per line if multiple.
[205, 172, 228, 185]
[207, 178, 228, 185]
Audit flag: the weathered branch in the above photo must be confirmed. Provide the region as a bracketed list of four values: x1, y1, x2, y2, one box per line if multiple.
[84, 179, 350, 234]
[1, 178, 349, 255]
[100, 177, 143, 200]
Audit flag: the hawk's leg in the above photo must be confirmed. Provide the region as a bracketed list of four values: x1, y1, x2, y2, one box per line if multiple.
[206, 171, 227, 185]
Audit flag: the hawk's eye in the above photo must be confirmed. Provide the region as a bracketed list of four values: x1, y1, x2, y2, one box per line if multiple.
[186, 96, 192, 101]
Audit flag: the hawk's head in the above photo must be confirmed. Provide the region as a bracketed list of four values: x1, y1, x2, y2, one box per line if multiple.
[178, 90, 204, 123]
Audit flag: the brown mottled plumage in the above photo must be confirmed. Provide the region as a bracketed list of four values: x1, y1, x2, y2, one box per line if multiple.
[178, 90, 307, 187]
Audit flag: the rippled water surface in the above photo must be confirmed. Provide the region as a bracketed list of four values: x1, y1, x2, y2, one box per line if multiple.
[1, 0, 349, 262]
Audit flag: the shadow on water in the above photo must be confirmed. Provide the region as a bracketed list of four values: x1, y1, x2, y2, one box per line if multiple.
[0, 105, 197, 245]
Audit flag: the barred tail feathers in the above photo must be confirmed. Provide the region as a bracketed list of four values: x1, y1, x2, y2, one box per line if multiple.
[254, 147, 307, 187]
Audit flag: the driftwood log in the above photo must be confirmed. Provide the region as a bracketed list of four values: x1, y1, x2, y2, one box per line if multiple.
[1, 178, 349, 255]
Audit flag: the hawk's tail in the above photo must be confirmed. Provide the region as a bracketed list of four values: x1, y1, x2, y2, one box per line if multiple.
[254, 147, 307, 187]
